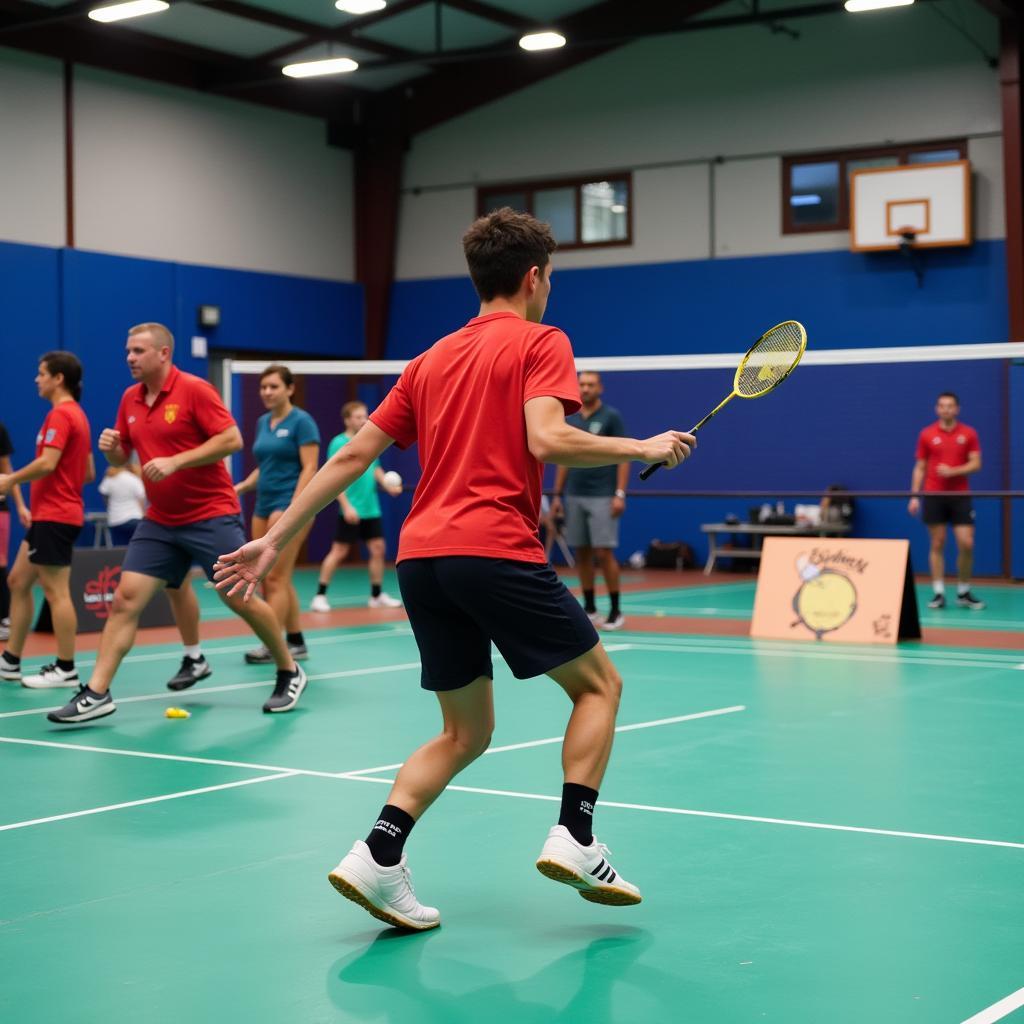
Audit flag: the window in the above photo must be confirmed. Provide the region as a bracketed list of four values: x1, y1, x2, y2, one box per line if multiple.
[478, 172, 632, 250]
[782, 140, 966, 233]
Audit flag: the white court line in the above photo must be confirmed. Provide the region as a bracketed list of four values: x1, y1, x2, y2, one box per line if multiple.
[959, 986, 1024, 1024]
[0, 771, 297, 832]
[341, 705, 746, 776]
[0, 661, 423, 720]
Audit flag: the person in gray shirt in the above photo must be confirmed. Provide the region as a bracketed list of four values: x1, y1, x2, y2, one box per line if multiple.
[550, 372, 628, 629]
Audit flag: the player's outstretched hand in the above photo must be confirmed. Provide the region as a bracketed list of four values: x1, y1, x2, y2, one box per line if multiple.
[213, 539, 279, 601]
[639, 430, 696, 469]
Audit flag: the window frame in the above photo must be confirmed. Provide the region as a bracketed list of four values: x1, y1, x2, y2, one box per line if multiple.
[782, 140, 968, 235]
[477, 171, 634, 251]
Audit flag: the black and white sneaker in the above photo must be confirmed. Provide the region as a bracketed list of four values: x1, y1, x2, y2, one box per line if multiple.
[956, 591, 986, 610]
[244, 645, 272, 665]
[0, 652, 21, 682]
[0, 617, 9, 642]
[288, 641, 309, 662]
[927, 594, 946, 610]
[22, 663, 80, 689]
[262, 664, 307, 714]
[47, 686, 116, 724]
[167, 655, 212, 691]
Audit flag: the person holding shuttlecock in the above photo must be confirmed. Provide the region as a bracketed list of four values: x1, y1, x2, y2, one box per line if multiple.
[311, 401, 404, 611]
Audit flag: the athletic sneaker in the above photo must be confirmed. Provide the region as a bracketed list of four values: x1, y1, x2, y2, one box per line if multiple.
[245, 643, 308, 665]
[927, 594, 946, 610]
[0, 652, 21, 682]
[328, 840, 440, 931]
[310, 594, 331, 613]
[585, 610, 602, 625]
[956, 591, 986, 610]
[0, 617, 9, 642]
[368, 592, 402, 609]
[22, 663, 80, 689]
[47, 686, 116, 724]
[601, 612, 626, 631]
[262, 664, 307, 713]
[166, 655, 212, 691]
[535, 825, 642, 906]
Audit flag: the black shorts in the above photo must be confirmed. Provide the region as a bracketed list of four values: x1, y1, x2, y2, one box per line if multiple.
[334, 516, 384, 544]
[922, 495, 975, 526]
[26, 521, 82, 567]
[397, 557, 600, 692]
[122, 514, 247, 588]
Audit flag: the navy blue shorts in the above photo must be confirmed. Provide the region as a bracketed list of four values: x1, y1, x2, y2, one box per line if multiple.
[122, 514, 246, 588]
[397, 557, 600, 692]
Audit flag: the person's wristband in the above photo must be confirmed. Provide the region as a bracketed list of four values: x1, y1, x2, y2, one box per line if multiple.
[614, 489, 626, 499]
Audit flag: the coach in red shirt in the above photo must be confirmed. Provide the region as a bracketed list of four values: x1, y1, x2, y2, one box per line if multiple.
[0, 352, 94, 689]
[48, 323, 305, 724]
[908, 391, 984, 610]
[215, 208, 693, 930]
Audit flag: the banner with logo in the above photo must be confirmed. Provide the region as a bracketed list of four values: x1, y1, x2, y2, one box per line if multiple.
[750, 537, 920, 645]
[35, 547, 176, 634]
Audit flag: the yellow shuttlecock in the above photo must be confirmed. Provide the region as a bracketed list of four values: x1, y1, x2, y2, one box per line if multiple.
[165, 707, 191, 719]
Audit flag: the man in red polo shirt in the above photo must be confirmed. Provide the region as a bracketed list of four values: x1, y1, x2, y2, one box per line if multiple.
[48, 323, 305, 724]
[908, 391, 984, 610]
[215, 209, 693, 930]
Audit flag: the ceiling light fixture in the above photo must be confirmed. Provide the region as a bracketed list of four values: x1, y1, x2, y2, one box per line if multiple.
[519, 31, 566, 52]
[844, 0, 913, 12]
[335, 0, 387, 13]
[282, 56, 359, 78]
[88, 0, 169, 22]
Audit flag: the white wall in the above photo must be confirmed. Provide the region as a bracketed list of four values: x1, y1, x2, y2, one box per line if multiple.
[74, 68, 354, 281]
[0, 48, 66, 248]
[396, 4, 1004, 279]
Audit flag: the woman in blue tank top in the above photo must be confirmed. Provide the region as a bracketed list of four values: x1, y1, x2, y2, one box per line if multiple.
[235, 364, 320, 664]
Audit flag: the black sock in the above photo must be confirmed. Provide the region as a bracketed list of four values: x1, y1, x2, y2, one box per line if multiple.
[583, 589, 596, 613]
[0, 566, 9, 619]
[609, 592, 620, 617]
[286, 632, 304, 646]
[316, 583, 328, 596]
[371, 583, 382, 598]
[559, 783, 598, 846]
[56, 658, 75, 672]
[365, 804, 416, 867]
[2, 651, 20, 666]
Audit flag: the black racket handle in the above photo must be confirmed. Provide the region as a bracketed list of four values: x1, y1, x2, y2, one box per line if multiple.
[639, 462, 664, 481]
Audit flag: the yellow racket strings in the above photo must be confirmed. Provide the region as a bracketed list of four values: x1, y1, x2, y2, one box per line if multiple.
[735, 320, 806, 398]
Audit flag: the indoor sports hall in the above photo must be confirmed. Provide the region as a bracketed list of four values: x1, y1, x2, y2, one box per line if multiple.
[1, 2, 1022, 1023]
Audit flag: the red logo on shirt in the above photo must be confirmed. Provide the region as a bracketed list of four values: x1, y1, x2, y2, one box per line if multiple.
[164, 404, 180, 424]
[83, 565, 122, 620]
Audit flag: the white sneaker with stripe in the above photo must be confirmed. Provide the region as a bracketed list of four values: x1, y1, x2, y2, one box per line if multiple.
[535, 825, 642, 906]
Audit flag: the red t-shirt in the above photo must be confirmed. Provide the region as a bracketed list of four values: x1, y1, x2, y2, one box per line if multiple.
[371, 311, 582, 563]
[30, 401, 91, 526]
[114, 366, 240, 527]
[915, 421, 980, 493]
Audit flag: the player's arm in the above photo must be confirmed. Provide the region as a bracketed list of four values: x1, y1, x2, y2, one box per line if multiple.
[940, 452, 981, 478]
[84, 452, 97, 485]
[549, 466, 569, 516]
[0, 445, 62, 493]
[908, 458, 927, 515]
[524, 397, 693, 469]
[215, 422, 395, 597]
[292, 443, 319, 500]
[99, 428, 130, 467]
[143, 426, 243, 482]
[235, 467, 260, 495]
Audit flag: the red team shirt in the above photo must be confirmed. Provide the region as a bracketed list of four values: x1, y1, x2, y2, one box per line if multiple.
[371, 311, 582, 564]
[916, 421, 980, 493]
[114, 366, 240, 527]
[31, 401, 92, 526]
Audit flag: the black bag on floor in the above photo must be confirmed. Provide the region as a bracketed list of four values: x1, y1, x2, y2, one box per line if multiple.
[645, 540, 696, 570]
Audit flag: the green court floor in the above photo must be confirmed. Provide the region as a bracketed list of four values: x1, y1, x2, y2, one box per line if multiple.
[2, 612, 1023, 1023]
[621, 579, 1024, 632]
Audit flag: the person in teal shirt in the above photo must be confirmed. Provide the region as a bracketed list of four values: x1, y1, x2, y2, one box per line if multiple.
[310, 400, 403, 611]
[235, 364, 320, 663]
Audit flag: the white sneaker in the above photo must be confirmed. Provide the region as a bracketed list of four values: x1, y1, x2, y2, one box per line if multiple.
[328, 841, 440, 931]
[368, 592, 402, 609]
[586, 610, 603, 625]
[535, 825, 642, 906]
[22, 663, 80, 689]
[0, 618, 9, 642]
[0, 653, 20, 682]
[310, 594, 331, 613]
[600, 612, 626, 631]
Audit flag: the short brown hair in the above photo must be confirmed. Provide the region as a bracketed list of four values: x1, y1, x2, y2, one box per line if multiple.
[342, 400, 367, 421]
[39, 350, 83, 401]
[260, 364, 294, 387]
[129, 322, 174, 355]
[462, 208, 557, 301]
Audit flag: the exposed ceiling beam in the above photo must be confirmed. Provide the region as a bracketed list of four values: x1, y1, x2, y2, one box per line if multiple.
[441, 0, 533, 32]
